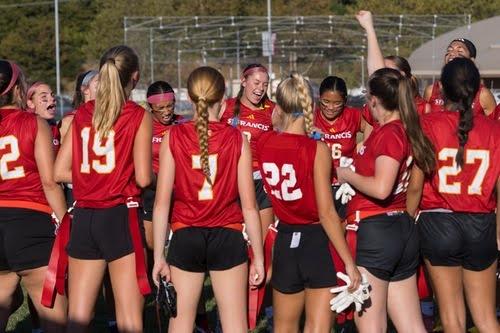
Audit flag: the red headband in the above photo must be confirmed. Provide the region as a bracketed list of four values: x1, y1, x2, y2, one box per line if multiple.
[0, 62, 20, 96]
[147, 92, 175, 104]
[242, 66, 268, 78]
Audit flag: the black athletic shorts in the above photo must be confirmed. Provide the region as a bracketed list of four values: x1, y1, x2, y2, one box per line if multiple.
[0, 208, 55, 272]
[67, 204, 145, 262]
[356, 212, 419, 282]
[141, 187, 156, 222]
[63, 184, 74, 209]
[272, 223, 337, 293]
[254, 179, 272, 211]
[167, 227, 248, 272]
[419, 212, 496, 271]
[331, 185, 347, 220]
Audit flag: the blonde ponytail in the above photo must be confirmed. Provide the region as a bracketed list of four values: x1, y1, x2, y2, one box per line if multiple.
[276, 72, 314, 135]
[93, 45, 139, 139]
[195, 97, 211, 184]
[187, 67, 226, 185]
[94, 60, 125, 138]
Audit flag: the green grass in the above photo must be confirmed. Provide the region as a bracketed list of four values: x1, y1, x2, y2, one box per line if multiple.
[6, 279, 268, 333]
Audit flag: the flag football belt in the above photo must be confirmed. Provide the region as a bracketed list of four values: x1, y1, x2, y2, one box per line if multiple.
[41, 197, 151, 308]
[0, 200, 52, 215]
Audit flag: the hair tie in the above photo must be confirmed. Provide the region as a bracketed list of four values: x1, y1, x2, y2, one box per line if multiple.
[107, 58, 116, 65]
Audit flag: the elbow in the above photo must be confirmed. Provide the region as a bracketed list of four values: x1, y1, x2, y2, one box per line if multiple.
[135, 176, 151, 188]
[42, 179, 61, 192]
[372, 186, 392, 200]
[136, 175, 152, 189]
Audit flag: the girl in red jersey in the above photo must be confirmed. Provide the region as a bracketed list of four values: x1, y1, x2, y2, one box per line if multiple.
[152, 66, 265, 333]
[314, 75, 372, 218]
[219, 64, 275, 239]
[59, 70, 99, 141]
[0, 60, 67, 332]
[407, 58, 500, 333]
[143, 80, 181, 249]
[421, 38, 496, 117]
[26, 81, 61, 151]
[54, 45, 152, 333]
[256, 72, 362, 333]
[336, 67, 436, 332]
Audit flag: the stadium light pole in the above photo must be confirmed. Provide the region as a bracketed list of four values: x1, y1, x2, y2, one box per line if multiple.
[267, 0, 272, 76]
[54, 0, 62, 116]
[54, 0, 61, 95]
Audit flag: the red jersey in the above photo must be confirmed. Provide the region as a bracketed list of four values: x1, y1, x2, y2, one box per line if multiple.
[347, 120, 412, 214]
[494, 103, 500, 121]
[72, 100, 146, 208]
[314, 106, 362, 184]
[0, 108, 49, 208]
[220, 97, 274, 172]
[428, 81, 484, 115]
[169, 121, 243, 228]
[50, 122, 61, 153]
[152, 115, 183, 174]
[420, 112, 500, 212]
[362, 95, 427, 127]
[256, 131, 319, 225]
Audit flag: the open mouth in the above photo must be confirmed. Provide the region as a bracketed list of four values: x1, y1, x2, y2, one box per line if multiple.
[46, 104, 56, 115]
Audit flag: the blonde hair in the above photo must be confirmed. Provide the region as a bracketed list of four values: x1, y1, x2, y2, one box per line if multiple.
[275, 72, 314, 136]
[186, 66, 225, 184]
[93, 45, 139, 138]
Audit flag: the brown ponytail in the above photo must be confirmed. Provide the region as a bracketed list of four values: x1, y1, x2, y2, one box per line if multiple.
[187, 67, 225, 184]
[440, 57, 480, 167]
[369, 68, 435, 174]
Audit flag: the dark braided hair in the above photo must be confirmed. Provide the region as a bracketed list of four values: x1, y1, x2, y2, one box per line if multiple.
[440, 58, 480, 167]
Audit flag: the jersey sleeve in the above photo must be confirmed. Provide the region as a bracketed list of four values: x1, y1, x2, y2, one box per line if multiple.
[361, 104, 375, 126]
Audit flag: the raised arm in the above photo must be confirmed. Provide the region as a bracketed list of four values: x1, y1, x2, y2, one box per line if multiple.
[356, 10, 385, 75]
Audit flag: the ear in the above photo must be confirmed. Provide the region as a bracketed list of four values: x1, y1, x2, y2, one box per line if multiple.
[241, 77, 247, 88]
[26, 98, 35, 109]
[131, 71, 140, 89]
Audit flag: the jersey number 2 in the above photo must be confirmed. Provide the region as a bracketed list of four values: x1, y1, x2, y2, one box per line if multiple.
[262, 162, 303, 201]
[0, 135, 25, 180]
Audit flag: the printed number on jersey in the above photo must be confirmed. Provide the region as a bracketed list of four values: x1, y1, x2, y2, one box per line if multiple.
[0, 135, 25, 180]
[438, 148, 489, 195]
[330, 143, 342, 160]
[192, 154, 218, 200]
[262, 162, 302, 201]
[80, 127, 116, 174]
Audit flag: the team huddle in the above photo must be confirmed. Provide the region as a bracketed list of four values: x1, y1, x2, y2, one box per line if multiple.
[1, 10, 499, 333]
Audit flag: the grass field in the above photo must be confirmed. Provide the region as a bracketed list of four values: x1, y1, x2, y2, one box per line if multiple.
[6, 277, 269, 333]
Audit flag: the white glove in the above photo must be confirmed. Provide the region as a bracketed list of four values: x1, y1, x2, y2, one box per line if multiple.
[330, 272, 370, 313]
[339, 156, 355, 171]
[335, 183, 356, 205]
